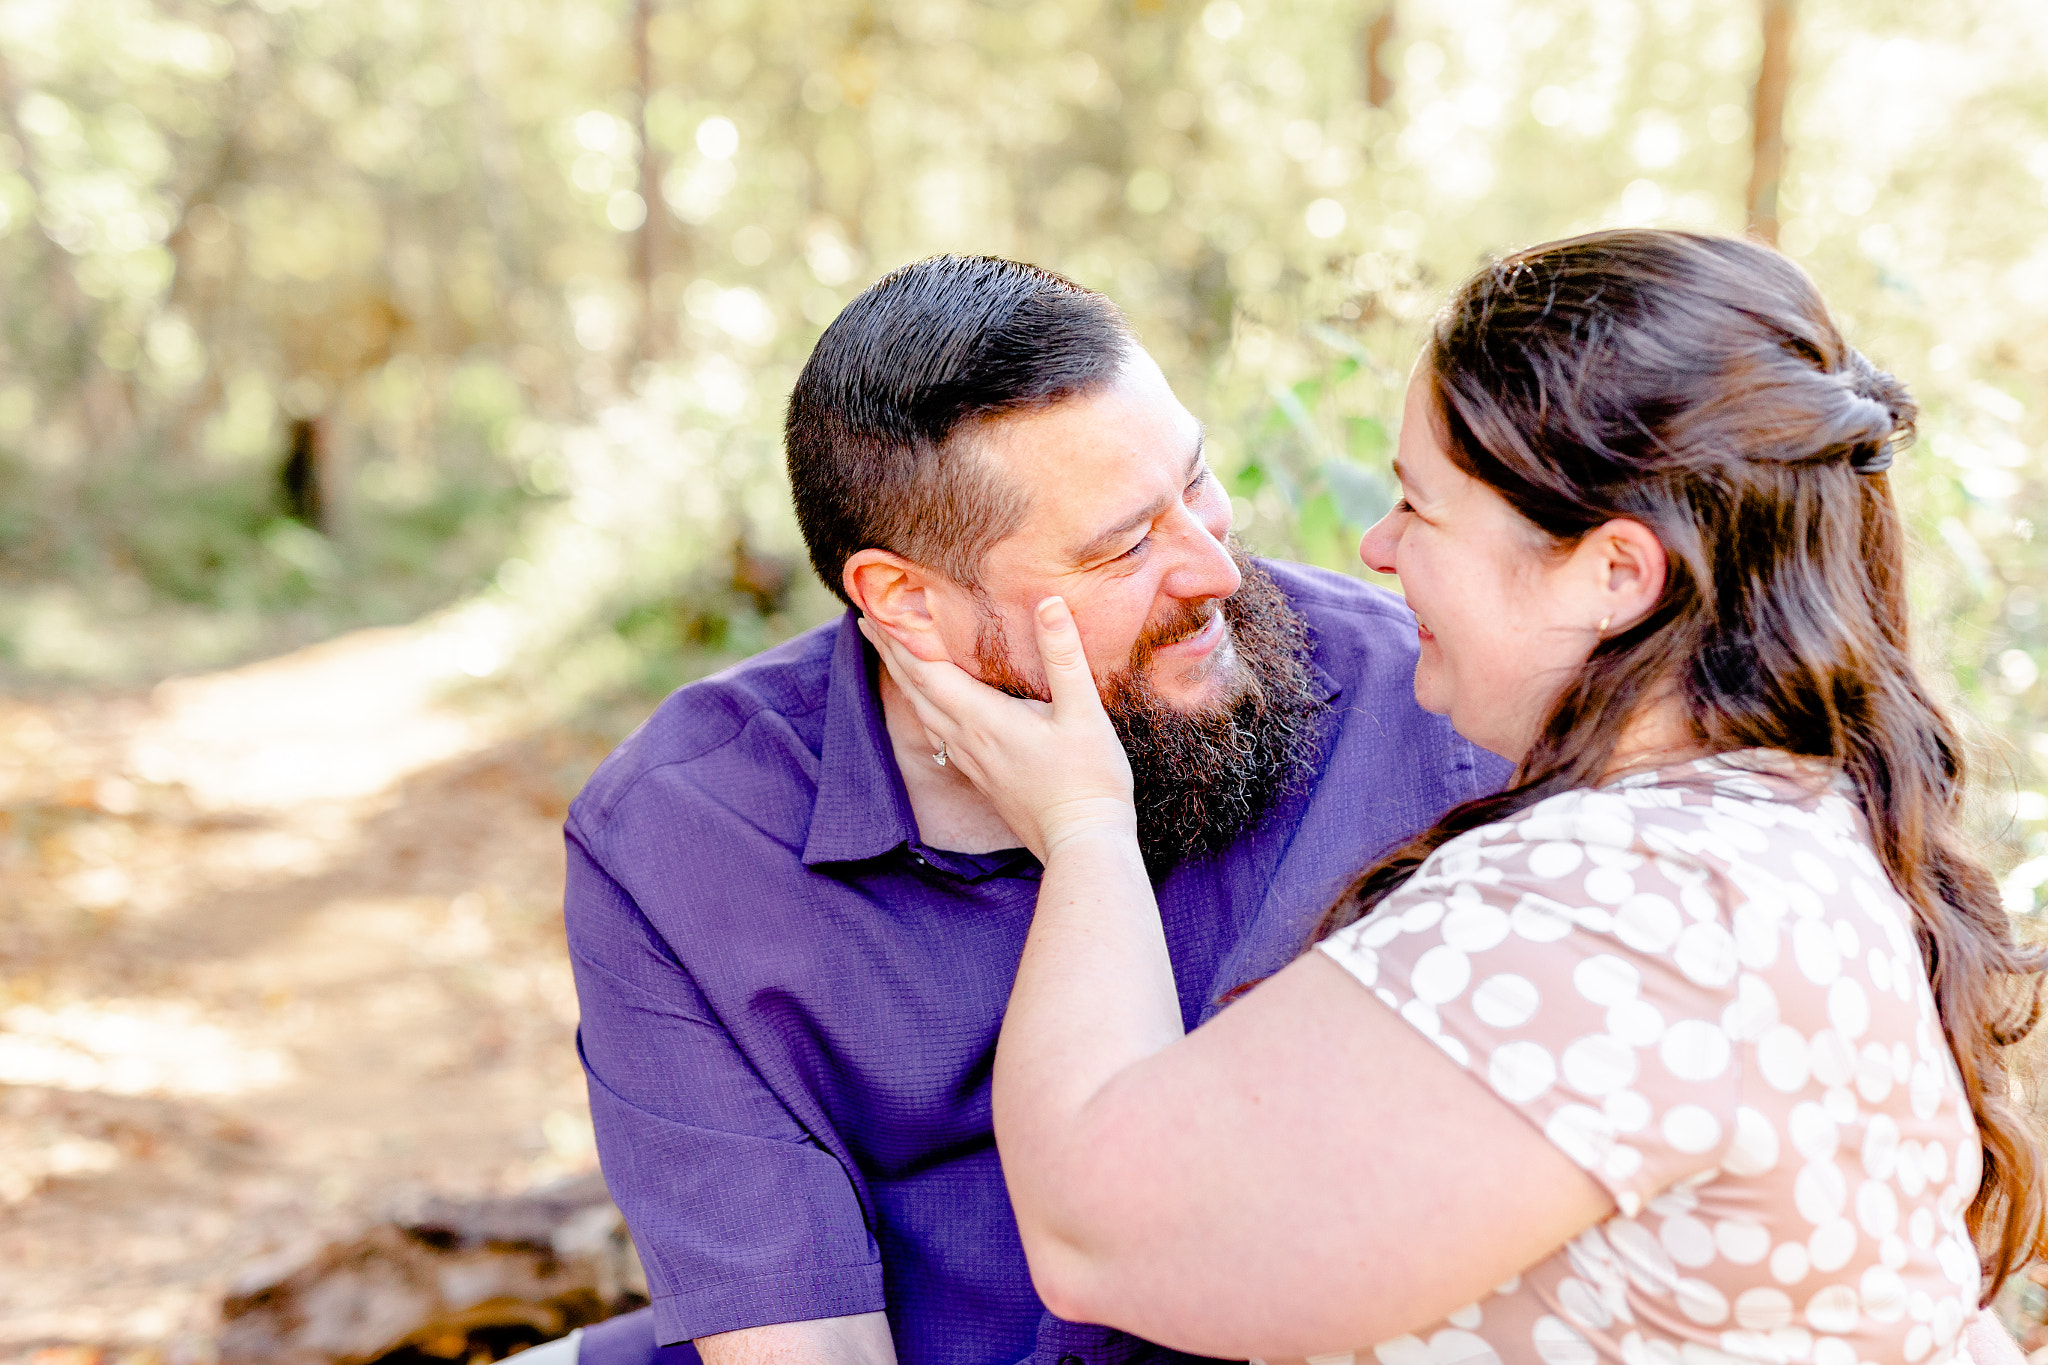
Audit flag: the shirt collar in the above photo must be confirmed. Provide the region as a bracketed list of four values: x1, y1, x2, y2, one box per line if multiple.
[801, 610, 922, 867]
[799, 596, 1347, 867]
[1307, 653, 1341, 706]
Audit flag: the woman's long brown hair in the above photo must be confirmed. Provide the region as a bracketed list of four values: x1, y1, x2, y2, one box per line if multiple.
[1318, 229, 2048, 1299]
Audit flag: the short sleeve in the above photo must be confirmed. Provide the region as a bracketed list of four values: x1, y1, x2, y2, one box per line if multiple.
[565, 832, 885, 1342]
[1318, 788, 1746, 1219]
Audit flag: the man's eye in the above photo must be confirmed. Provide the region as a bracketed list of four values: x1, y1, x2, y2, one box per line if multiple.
[1117, 536, 1151, 560]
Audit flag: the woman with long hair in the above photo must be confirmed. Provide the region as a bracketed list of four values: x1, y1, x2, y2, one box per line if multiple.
[863, 229, 2046, 1365]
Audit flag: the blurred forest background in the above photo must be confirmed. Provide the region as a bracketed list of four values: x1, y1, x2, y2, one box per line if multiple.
[4, 0, 2048, 1359]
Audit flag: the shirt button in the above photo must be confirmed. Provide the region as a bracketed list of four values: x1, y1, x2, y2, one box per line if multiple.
[1058, 1356, 1084, 1365]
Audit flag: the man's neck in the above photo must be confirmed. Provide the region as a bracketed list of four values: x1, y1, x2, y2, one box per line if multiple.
[877, 665, 1025, 855]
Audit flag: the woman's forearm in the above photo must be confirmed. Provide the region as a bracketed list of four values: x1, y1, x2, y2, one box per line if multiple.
[991, 821, 1183, 1298]
[856, 599, 1197, 1307]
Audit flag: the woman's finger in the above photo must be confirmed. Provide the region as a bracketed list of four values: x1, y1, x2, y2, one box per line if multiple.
[1032, 597, 1104, 720]
[858, 617, 929, 690]
[859, 617, 940, 700]
[858, 620, 952, 729]
[857, 617, 1010, 764]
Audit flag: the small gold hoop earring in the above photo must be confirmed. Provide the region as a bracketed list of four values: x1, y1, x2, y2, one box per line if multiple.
[1596, 614, 1613, 637]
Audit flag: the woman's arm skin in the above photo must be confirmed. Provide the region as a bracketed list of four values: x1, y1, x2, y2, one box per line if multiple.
[864, 603, 1612, 1359]
[1000, 945, 1615, 1357]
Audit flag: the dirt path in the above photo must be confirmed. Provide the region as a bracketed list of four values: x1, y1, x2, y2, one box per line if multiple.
[0, 629, 649, 1364]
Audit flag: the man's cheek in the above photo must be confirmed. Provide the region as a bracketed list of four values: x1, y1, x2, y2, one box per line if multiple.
[1077, 620, 1136, 669]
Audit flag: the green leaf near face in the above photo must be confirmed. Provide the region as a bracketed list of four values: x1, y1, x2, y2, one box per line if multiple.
[1321, 460, 1391, 530]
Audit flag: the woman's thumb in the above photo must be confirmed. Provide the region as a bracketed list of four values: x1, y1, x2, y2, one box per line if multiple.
[1033, 597, 1097, 709]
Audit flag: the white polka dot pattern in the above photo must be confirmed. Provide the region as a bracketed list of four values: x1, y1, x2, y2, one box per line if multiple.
[1317, 751, 1980, 1365]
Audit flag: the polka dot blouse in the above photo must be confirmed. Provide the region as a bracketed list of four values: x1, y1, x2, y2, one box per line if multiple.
[1314, 750, 1982, 1365]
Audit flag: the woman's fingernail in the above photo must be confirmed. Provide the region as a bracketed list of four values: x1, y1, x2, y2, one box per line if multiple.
[1036, 597, 1071, 630]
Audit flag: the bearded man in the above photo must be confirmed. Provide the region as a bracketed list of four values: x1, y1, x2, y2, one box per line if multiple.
[554, 256, 1502, 1365]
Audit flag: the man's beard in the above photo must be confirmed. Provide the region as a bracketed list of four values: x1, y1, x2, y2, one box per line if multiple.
[972, 552, 1329, 875]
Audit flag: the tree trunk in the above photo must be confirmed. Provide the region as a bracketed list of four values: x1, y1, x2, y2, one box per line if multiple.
[1746, 0, 1795, 245]
[457, 4, 527, 318]
[1362, 5, 1397, 110]
[280, 416, 336, 534]
[631, 0, 663, 363]
[0, 51, 115, 457]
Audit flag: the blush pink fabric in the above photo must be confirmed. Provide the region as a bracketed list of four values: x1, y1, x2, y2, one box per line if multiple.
[1317, 750, 1982, 1365]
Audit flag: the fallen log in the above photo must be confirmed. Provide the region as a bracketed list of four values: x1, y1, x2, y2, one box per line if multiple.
[218, 1173, 646, 1364]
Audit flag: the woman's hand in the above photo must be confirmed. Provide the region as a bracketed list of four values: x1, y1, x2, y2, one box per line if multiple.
[859, 597, 1136, 862]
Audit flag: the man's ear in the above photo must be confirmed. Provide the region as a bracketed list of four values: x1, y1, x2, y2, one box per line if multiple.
[844, 550, 953, 662]
[1583, 517, 1667, 633]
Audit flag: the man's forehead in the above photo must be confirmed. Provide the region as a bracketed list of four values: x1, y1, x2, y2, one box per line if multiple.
[973, 353, 1189, 483]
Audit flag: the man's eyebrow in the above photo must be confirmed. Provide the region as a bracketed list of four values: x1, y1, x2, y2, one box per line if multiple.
[1068, 430, 1208, 565]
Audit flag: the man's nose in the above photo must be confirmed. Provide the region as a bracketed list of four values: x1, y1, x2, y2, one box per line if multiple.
[1162, 503, 1241, 601]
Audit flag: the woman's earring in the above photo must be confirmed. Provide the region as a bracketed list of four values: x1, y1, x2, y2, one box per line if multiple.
[1596, 614, 1612, 637]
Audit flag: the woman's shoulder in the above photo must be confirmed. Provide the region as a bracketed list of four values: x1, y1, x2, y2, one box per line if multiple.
[1442, 749, 1877, 877]
[1387, 750, 1908, 975]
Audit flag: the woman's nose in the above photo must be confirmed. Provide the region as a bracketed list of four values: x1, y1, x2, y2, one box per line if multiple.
[1358, 511, 1399, 576]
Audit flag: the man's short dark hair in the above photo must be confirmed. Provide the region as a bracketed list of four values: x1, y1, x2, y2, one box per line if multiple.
[786, 255, 1131, 605]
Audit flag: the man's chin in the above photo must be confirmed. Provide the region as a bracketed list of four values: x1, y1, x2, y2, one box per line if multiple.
[1141, 634, 1247, 716]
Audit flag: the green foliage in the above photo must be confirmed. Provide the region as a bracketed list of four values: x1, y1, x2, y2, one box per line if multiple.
[1227, 340, 1400, 573]
[0, 0, 602, 661]
[2, 0, 2047, 905]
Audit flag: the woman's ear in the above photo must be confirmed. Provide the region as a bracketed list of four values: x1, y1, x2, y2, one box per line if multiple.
[844, 550, 953, 662]
[1586, 517, 1667, 633]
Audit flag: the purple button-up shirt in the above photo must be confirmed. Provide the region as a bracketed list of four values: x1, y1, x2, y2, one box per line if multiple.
[565, 560, 1504, 1365]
